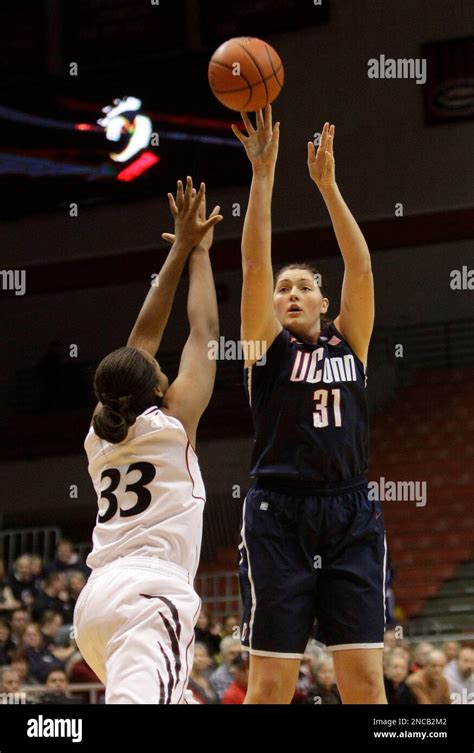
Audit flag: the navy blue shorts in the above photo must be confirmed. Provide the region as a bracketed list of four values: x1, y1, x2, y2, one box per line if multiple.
[238, 478, 386, 658]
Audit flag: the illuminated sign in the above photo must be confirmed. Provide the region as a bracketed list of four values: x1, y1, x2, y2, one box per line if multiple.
[97, 97, 153, 163]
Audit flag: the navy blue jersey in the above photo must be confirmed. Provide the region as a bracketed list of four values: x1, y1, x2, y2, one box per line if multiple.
[244, 322, 369, 486]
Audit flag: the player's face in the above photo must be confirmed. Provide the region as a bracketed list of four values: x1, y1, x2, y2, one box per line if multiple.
[274, 269, 329, 335]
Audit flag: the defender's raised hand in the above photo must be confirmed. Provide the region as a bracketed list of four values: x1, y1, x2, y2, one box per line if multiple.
[308, 122, 336, 190]
[162, 176, 223, 249]
[231, 104, 280, 175]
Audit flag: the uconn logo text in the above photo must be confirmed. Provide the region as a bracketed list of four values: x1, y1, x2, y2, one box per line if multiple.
[290, 349, 357, 384]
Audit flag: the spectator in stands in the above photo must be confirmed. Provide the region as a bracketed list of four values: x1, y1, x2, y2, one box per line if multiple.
[384, 652, 417, 704]
[221, 653, 249, 704]
[306, 655, 341, 705]
[0, 666, 21, 696]
[29, 555, 44, 589]
[40, 611, 75, 663]
[444, 646, 474, 703]
[7, 555, 37, 607]
[44, 540, 89, 578]
[209, 636, 241, 699]
[304, 639, 326, 679]
[9, 608, 30, 649]
[0, 561, 22, 616]
[410, 641, 435, 673]
[221, 614, 240, 638]
[194, 607, 221, 660]
[442, 640, 460, 664]
[67, 571, 87, 613]
[9, 649, 38, 686]
[21, 622, 64, 684]
[41, 668, 80, 704]
[187, 642, 220, 704]
[32, 572, 71, 622]
[384, 627, 398, 649]
[407, 649, 451, 704]
[0, 619, 15, 664]
[40, 610, 63, 648]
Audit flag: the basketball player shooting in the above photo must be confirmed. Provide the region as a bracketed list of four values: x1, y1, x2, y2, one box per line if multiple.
[73, 178, 223, 703]
[232, 106, 387, 704]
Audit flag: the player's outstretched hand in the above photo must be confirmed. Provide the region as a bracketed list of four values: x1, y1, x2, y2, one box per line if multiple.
[231, 104, 280, 175]
[308, 122, 336, 190]
[162, 176, 223, 250]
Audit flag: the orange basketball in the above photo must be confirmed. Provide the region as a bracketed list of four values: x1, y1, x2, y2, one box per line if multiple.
[208, 37, 284, 112]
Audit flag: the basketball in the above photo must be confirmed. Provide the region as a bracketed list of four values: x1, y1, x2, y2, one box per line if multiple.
[208, 37, 284, 112]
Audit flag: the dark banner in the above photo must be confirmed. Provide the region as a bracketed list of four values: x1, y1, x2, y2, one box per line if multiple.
[0, 703, 473, 751]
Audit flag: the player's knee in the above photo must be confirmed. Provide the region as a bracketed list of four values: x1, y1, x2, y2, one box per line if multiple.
[360, 676, 384, 701]
[345, 667, 384, 702]
[247, 675, 293, 704]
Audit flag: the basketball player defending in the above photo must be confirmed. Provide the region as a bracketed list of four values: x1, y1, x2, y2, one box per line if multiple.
[74, 178, 223, 703]
[232, 107, 387, 704]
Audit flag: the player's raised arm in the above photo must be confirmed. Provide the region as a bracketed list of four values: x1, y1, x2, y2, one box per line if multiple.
[127, 176, 222, 357]
[308, 123, 374, 365]
[231, 105, 282, 366]
[161, 187, 221, 448]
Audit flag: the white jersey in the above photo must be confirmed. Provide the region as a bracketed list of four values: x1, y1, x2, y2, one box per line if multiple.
[84, 406, 205, 578]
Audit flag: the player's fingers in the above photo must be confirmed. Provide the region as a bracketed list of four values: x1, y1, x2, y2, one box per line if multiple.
[328, 125, 335, 153]
[265, 103, 272, 131]
[321, 122, 329, 150]
[272, 121, 280, 142]
[231, 124, 248, 145]
[209, 205, 221, 218]
[307, 141, 316, 164]
[191, 182, 206, 217]
[167, 193, 178, 218]
[241, 111, 255, 135]
[176, 180, 184, 210]
[183, 176, 193, 210]
[202, 214, 223, 231]
[161, 233, 175, 244]
[256, 108, 265, 131]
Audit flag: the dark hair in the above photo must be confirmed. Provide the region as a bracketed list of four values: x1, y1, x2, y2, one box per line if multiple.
[274, 262, 331, 329]
[93, 347, 159, 444]
[45, 668, 67, 681]
[9, 649, 29, 665]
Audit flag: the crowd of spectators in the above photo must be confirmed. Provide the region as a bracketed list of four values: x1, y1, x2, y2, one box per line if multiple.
[0, 541, 98, 703]
[1, 548, 473, 704]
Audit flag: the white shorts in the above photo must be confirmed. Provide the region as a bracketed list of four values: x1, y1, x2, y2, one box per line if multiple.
[73, 556, 201, 704]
